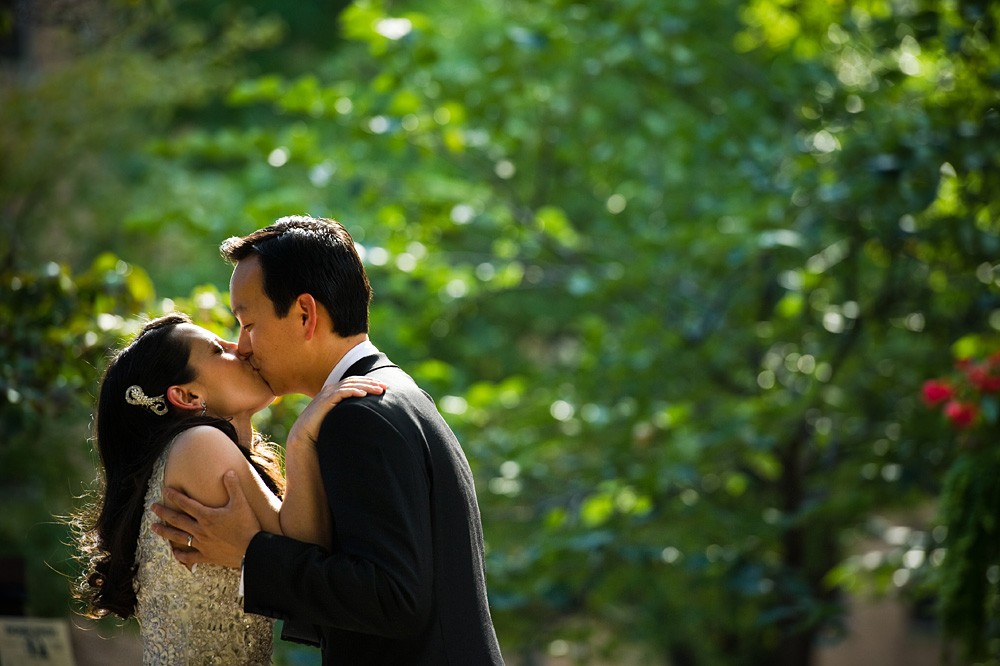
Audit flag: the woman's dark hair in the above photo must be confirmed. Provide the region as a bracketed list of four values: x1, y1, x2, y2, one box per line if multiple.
[220, 215, 372, 337]
[73, 313, 284, 620]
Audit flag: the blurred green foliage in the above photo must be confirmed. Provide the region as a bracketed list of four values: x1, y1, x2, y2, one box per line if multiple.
[2, 0, 999, 663]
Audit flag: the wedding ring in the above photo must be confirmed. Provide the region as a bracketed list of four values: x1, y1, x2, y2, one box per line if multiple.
[186, 534, 193, 548]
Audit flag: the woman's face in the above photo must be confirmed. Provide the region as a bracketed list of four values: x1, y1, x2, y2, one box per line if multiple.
[174, 323, 274, 418]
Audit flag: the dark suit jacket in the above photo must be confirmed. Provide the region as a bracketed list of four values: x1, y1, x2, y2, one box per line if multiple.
[244, 353, 504, 665]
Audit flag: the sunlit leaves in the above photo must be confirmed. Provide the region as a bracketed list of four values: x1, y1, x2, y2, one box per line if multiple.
[534, 206, 580, 251]
[0, 255, 158, 613]
[340, 0, 430, 56]
[736, 0, 803, 53]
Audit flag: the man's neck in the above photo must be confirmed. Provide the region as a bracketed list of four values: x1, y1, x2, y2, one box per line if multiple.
[305, 334, 371, 397]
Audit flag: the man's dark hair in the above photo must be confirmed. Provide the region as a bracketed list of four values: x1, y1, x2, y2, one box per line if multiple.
[221, 215, 372, 336]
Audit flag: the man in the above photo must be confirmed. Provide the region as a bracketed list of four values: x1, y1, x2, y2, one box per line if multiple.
[151, 216, 504, 665]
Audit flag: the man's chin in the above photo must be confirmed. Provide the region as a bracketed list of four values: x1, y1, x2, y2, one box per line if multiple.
[255, 369, 276, 394]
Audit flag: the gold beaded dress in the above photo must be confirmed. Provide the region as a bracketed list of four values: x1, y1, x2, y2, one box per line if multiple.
[134, 444, 273, 665]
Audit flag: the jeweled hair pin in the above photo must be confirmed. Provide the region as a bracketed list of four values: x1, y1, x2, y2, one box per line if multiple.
[125, 385, 168, 416]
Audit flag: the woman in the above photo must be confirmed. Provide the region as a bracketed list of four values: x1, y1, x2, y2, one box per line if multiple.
[73, 313, 383, 664]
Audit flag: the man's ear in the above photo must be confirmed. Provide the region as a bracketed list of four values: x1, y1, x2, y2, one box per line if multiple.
[166, 385, 202, 412]
[296, 294, 319, 341]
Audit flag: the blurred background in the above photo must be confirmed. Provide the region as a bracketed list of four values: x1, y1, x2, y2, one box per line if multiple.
[2, 0, 999, 664]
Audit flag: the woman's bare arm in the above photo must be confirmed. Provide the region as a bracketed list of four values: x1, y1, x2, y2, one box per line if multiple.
[279, 378, 386, 548]
[163, 426, 283, 544]
[158, 378, 386, 560]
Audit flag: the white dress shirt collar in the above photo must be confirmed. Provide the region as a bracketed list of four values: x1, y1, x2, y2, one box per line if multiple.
[323, 339, 381, 387]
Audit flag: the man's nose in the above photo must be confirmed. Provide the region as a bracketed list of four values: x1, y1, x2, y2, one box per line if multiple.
[236, 330, 253, 359]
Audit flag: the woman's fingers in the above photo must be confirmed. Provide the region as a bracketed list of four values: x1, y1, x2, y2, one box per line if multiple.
[329, 378, 386, 394]
[318, 378, 386, 405]
[288, 378, 388, 446]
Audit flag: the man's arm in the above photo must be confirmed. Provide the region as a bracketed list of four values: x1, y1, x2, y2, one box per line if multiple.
[244, 400, 435, 637]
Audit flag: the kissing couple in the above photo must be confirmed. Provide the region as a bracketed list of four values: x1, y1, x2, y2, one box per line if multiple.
[75, 216, 504, 665]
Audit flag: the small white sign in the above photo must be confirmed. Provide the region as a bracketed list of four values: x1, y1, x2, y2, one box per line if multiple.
[0, 617, 75, 666]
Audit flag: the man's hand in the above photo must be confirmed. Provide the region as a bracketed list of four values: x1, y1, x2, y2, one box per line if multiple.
[150, 471, 261, 569]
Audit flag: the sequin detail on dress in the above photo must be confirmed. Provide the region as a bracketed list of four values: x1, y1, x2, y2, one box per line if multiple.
[135, 444, 273, 665]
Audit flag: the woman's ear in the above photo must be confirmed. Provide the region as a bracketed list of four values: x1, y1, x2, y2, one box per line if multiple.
[296, 293, 319, 341]
[166, 385, 202, 413]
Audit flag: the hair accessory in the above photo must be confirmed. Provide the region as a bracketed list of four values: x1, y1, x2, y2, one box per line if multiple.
[125, 385, 168, 416]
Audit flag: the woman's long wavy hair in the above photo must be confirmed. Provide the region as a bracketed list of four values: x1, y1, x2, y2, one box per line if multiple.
[73, 313, 284, 620]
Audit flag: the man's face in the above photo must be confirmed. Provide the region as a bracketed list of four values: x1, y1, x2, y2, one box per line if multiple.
[229, 255, 301, 396]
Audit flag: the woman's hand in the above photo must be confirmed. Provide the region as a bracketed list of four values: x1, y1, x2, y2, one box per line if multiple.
[288, 377, 387, 448]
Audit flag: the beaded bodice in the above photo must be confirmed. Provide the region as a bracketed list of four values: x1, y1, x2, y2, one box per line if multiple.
[135, 444, 273, 665]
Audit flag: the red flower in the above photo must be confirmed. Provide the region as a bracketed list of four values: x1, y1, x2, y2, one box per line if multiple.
[965, 363, 1000, 392]
[944, 400, 978, 428]
[922, 379, 954, 406]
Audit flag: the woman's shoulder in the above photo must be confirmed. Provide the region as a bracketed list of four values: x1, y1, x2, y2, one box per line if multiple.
[168, 425, 245, 462]
[170, 423, 239, 445]
[163, 425, 249, 507]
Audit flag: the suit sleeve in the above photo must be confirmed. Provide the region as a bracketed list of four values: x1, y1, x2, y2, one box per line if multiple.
[243, 399, 434, 637]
